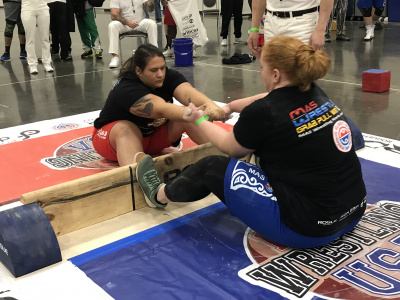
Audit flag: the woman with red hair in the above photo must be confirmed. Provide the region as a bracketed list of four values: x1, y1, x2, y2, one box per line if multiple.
[137, 36, 367, 249]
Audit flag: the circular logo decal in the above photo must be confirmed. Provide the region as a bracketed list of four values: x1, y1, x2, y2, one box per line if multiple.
[41, 135, 119, 170]
[333, 120, 352, 152]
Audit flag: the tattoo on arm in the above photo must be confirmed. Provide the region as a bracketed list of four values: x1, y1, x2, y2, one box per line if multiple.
[112, 13, 127, 25]
[131, 97, 154, 117]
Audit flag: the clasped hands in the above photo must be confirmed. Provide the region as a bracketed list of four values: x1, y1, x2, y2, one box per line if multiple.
[183, 102, 232, 123]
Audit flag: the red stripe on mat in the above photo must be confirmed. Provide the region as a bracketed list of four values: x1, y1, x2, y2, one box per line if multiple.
[0, 123, 233, 204]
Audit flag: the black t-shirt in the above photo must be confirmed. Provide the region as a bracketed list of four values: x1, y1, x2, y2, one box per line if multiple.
[234, 83, 366, 237]
[94, 67, 187, 137]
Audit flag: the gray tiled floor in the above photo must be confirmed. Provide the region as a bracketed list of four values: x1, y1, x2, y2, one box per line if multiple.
[1, 9, 399, 140]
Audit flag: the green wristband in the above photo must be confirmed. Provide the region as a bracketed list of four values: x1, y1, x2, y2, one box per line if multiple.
[249, 27, 259, 32]
[196, 115, 209, 126]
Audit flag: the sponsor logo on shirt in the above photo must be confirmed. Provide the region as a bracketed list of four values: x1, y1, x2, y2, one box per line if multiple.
[290, 100, 343, 137]
[333, 120, 352, 152]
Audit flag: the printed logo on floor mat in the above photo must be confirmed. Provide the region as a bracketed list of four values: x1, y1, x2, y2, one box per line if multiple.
[40, 134, 193, 171]
[40, 135, 118, 170]
[239, 201, 400, 299]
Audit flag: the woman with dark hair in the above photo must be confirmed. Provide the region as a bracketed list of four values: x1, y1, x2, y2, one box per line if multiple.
[136, 36, 367, 249]
[92, 44, 226, 166]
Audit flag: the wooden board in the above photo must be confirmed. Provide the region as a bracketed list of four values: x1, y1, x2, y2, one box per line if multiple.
[20, 143, 229, 236]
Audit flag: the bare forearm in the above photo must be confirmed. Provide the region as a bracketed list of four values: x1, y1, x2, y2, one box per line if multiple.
[198, 120, 232, 154]
[111, 12, 127, 25]
[251, 0, 266, 28]
[198, 120, 250, 158]
[130, 95, 188, 121]
[182, 87, 217, 108]
[315, 0, 334, 34]
[227, 92, 267, 113]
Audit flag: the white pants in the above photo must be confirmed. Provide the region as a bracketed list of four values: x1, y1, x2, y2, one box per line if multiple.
[21, 9, 51, 66]
[264, 11, 319, 45]
[108, 19, 158, 55]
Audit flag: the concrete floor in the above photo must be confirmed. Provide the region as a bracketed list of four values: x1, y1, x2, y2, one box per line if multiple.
[0, 9, 400, 140]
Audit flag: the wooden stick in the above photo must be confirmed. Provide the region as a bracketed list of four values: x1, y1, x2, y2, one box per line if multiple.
[20, 143, 229, 236]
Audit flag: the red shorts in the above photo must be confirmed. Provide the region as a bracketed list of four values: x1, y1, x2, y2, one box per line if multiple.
[92, 121, 175, 162]
[164, 6, 176, 26]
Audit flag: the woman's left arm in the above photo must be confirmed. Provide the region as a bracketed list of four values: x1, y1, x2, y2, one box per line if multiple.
[173, 82, 227, 121]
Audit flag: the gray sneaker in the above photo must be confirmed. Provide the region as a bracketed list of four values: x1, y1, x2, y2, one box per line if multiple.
[136, 155, 166, 208]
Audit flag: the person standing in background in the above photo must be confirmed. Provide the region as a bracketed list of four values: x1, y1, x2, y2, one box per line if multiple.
[47, 0, 73, 61]
[1, 0, 26, 61]
[357, 0, 385, 41]
[20, 0, 53, 74]
[73, 0, 103, 60]
[248, 0, 334, 53]
[162, 0, 177, 57]
[325, 0, 351, 42]
[220, 0, 245, 46]
[154, 0, 162, 23]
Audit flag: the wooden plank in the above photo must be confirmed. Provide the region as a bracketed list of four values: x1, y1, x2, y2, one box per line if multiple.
[20, 143, 228, 236]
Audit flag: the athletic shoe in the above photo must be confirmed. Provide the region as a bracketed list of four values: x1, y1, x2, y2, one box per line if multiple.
[163, 46, 174, 57]
[94, 49, 102, 59]
[233, 37, 246, 44]
[60, 53, 72, 61]
[364, 27, 374, 41]
[109, 56, 119, 68]
[81, 50, 93, 58]
[375, 22, 383, 30]
[43, 63, 54, 72]
[29, 65, 38, 74]
[1, 52, 10, 61]
[19, 50, 27, 59]
[336, 34, 350, 41]
[221, 39, 228, 46]
[325, 34, 331, 42]
[136, 155, 167, 208]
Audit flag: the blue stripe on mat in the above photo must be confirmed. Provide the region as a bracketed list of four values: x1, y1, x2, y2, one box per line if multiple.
[69, 201, 226, 266]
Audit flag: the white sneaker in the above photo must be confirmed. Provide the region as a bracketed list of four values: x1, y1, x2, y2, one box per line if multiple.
[29, 65, 38, 74]
[109, 56, 120, 68]
[193, 48, 198, 58]
[233, 38, 245, 44]
[221, 39, 228, 46]
[364, 27, 374, 41]
[43, 63, 54, 72]
[163, 47, 174, 57]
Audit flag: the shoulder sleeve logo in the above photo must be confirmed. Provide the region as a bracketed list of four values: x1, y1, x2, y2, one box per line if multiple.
[333, 120, 352, 152]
